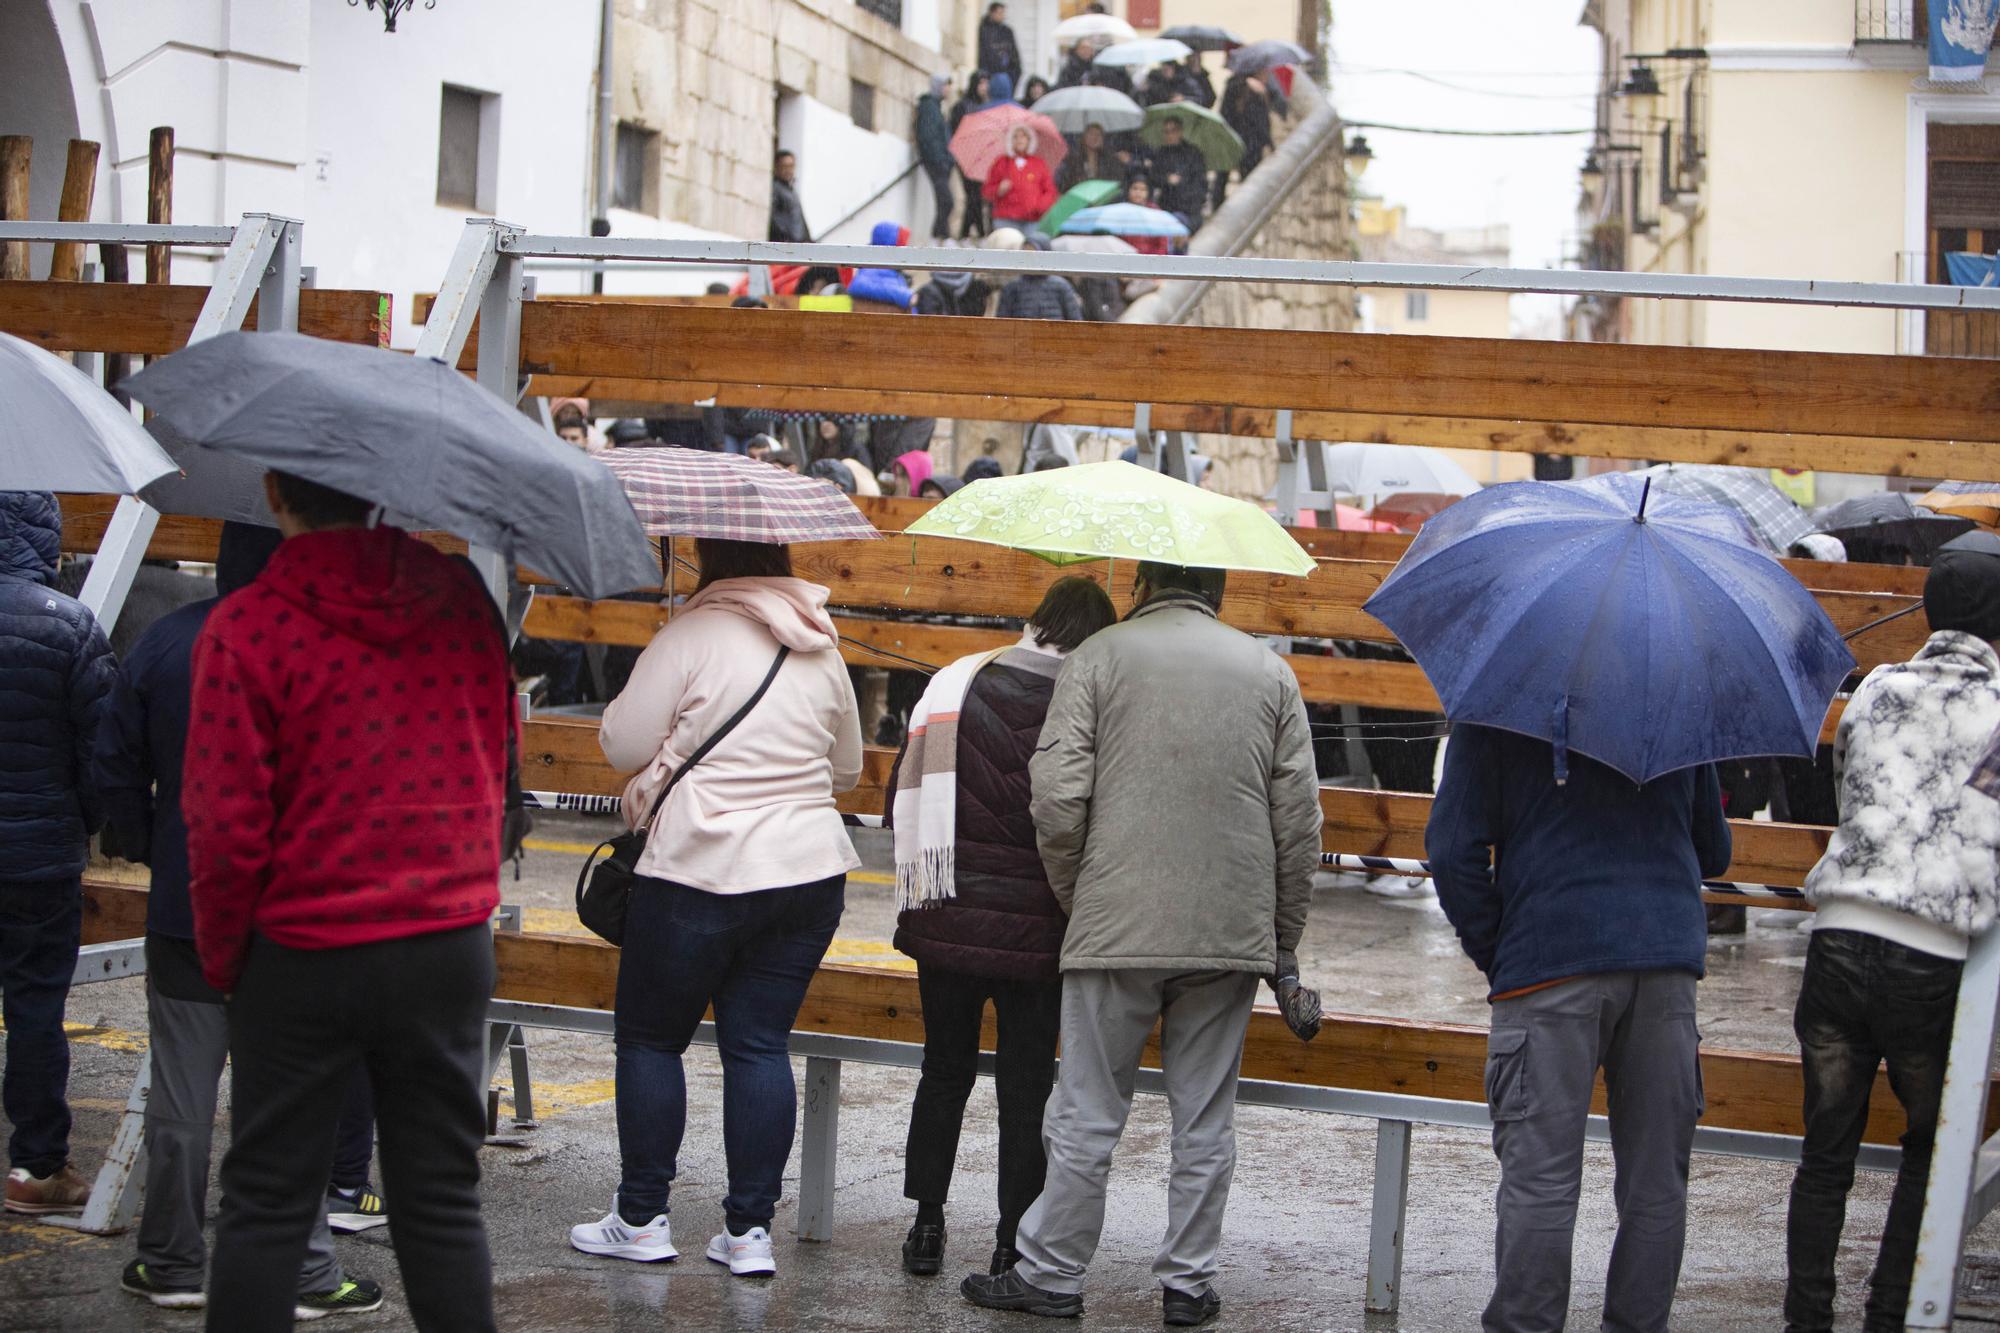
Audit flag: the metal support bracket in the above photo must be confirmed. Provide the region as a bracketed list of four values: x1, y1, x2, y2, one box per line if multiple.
[796, 1055, 842, 1242]
[1366, 1119, 1413, 1313]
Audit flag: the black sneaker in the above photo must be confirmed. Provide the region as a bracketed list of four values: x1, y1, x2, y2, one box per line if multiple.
[960, 1269, 1083, 1319]
[121, 1258, 206, 1310]
[1163, 1285, 1222, 1327]
[326, 1181, 388, 1234]
[902, 1221, 946, 1276]
[295, 1277, 385, 1321]
[989, 1244, 1023, 1276]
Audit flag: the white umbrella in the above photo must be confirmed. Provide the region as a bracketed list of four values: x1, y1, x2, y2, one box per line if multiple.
[1031, 85, 1145, 135]
[1050, 234, 1138, 255]
[1052, 13, 1138, 47]
[1324, 443, 1480, 502]
[0, 332, 178, 494]
[1093, 37, 1193, 67]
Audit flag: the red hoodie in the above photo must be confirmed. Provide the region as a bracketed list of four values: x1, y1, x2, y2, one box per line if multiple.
[184, 526, 510, 991]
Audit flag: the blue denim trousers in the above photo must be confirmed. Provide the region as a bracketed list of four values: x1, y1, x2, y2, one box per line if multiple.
[614, 874, 844, 1232]
[0, 877, 82, 1175]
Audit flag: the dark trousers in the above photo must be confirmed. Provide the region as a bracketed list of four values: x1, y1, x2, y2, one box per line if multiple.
[925, 163, 956, 239]
[614, 874, 844, 1232]
[903, 963, 1062, 1249]
[1785, 928, 1962, 1333]
[208, 925, 496, 1333]
[0, 877, 81, 1175]
[331, 1066, 375, 1191]
[957, 172, 988, 238]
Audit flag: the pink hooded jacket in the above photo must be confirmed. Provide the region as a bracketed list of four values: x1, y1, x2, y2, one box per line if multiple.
[600, 576, 863, 893]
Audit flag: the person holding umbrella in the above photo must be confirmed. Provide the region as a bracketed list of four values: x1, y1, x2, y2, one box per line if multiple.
[950, 73, 994, 239]
[1143, 114, 1212, 230]
[1056, 123, 1122, 191]
[1216, 72, 1272, 206]
[1055, 37, 1098, 89]
[1369, 472, 1855, 1333]
[985, 124, 1059, 227]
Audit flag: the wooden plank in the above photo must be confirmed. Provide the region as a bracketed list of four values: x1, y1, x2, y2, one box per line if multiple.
[71, 877, 1984, 1145]
[496, 303, 2000, 458]
[0, 282, 391, 354]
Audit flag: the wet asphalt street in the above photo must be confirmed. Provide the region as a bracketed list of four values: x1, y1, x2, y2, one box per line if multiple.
[4, 813, 1996, 1331]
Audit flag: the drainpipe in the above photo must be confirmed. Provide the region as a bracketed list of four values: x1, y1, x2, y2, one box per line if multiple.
[592, 0, 615, 293]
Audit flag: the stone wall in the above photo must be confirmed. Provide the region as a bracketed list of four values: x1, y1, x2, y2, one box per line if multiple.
[616, 0, 958, 240]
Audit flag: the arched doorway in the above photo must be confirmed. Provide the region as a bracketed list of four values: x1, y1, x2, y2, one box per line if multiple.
[0, 1, 83, 277]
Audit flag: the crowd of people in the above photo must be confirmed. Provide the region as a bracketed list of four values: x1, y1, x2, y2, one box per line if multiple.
[5, 448, 2000, 1328]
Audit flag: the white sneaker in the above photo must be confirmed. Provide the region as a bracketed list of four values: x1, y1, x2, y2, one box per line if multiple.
[570, 1198, 677, 1262]
[706, 1226, 777, 1276]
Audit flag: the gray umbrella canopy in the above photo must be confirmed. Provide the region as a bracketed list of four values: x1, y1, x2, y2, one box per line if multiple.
[0, 331, 179, 494]
[123, 332, 660, 598]
[139, 418, 277, 526]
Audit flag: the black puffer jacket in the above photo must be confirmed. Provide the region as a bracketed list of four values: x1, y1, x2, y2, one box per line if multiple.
[994, 274, 1084, 322]
[0, 492, 116, 880]
[892, 646, 1067, 979]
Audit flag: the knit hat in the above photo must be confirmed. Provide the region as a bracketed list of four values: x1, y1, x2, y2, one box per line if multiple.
[1925, 530, 2000, 641]
[985, 227, 1027, 251]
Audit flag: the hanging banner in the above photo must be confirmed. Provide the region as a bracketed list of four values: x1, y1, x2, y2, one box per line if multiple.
[1931, 0, 2000, 84]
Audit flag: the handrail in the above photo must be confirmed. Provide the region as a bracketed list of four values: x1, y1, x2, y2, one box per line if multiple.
[811, 158, 922, 244]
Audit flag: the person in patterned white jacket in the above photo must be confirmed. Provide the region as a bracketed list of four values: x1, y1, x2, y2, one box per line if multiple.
[1787, 530, 2000, 1333]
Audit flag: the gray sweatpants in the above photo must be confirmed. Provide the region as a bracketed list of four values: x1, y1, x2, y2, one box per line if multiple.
[1013, 968, 1259, 1298]
[136, 978, 342, 1294]
[1483, 970, 1702, 1333]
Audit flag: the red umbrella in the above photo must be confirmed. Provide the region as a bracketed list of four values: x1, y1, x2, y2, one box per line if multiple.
[949, 104, 1067, 182]
[1369, 492, 1462, 533]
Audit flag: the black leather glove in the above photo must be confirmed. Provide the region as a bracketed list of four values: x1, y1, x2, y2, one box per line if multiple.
[1268, 948, 1323, 1042]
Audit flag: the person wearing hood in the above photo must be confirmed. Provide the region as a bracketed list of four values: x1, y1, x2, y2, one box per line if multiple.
[888, 578, 1118, 1281]
[978, 3, 1022, 87]
[917, 74, 957, 239]
[916, 269, 994, 317]
[963, 456, 1006, 484]
[94, 521, 384, 1314]
[574, 539, 862, 1279]
[849, 221, 918, 311]
[918, 475, 966, 500]
[984, 71, 1021, 109]
[186, 473, 511, 1330]
[1216, 73, 1272, 209]
[986, 126, 1055, 226]
[994, 232, 1085, 322]
[951, 73, 994, 240]
[0, 492, 115, 1218]
[808, 457, 858, 495]
[1785, 533, 2000, 1333]
[890, 450, 936, 498]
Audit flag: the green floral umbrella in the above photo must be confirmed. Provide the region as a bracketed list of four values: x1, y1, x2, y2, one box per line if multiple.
[1139, 102, 1245, 172]
[905, 460, 1316, 576]
[1038, 178, 1124, 236]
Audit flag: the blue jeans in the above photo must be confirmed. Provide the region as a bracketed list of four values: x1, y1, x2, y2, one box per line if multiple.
[0, 878, 81, 1175]
[614, 874, 844, 1232]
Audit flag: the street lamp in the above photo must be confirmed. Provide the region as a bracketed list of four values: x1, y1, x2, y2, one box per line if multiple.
[1344, 132, 1374, 177]
[1616, 61, 1662, 99]
[1579, 150, 1605, 209]
[349, 0, 435, 31]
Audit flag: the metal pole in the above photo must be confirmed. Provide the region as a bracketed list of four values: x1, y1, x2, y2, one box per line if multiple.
[592, 0, 614, 295]
[796, 1055, 842, 1242]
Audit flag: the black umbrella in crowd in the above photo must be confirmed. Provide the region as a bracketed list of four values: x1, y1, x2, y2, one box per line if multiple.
[1160, 24, 1243, 52]
[1226, 39, 1311, 74]
[1809, 491, 1976, 566]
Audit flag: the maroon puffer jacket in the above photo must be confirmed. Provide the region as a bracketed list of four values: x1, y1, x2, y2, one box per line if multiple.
[889, 650, 1066, 980]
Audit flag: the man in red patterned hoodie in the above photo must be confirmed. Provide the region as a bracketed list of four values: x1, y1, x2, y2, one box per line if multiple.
[185, 470, 508, 1332]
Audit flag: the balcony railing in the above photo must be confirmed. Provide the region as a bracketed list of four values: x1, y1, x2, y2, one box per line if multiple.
[1856, 0, 1924, 43]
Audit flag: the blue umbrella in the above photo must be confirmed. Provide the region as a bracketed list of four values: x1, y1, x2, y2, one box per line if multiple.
[1060, 202, 1191, 238]
[1363, 471, 1855, 784]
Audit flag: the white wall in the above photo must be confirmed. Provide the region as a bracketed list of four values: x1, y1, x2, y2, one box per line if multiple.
[0, 2, 82, 277]
[777, 90, 928, 243]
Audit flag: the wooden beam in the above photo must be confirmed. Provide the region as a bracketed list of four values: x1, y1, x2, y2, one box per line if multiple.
[0, 136, 29, 281]
[490, 303, 2000, 459]
[49, 140, 99, 282]
[2, 282, 391, 354]
[146, 128, 173, 286]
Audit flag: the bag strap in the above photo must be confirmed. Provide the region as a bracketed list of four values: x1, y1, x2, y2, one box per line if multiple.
[637, 645, 792, 833]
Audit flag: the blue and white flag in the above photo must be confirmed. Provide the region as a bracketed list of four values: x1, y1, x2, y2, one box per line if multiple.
[1931, 0, 2000, 84]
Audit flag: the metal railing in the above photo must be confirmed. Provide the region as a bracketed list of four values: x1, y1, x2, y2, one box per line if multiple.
[1856, 0, 1922, 43]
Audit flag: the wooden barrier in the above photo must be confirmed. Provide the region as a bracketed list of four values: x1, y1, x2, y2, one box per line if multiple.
[0, 279, 391, 353]
[73, 877, 1990, 1147]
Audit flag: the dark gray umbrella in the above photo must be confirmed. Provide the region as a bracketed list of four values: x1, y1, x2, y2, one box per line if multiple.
[123, 332, 660, 598]
[1226, 39, 1310, 74]
[1810, 491, 1975, 565]
[139, 418, 276, 526]
[1160, 24, 1242, 52]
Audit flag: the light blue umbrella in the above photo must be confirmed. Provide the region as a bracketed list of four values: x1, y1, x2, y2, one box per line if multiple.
[1060, 203, 1191, 238]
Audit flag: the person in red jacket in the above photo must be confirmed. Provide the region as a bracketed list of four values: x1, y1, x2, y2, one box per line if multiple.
[185, 470, 510, 1333]
[984, 125, 1057, 226]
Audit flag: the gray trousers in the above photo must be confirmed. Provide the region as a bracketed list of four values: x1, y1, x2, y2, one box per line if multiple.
[1483, 970, 1703, 1333]
[1014, 968, 1259, 1297]
[136, 978, 342, 1293]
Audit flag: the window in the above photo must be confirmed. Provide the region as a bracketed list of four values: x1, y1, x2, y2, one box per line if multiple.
[849, 78, 877, 132]
[436, 84, 499, 212]
[857, 0, 903, 22]
[1405, 291, 1430, 322]
[612, 122, 659, 214]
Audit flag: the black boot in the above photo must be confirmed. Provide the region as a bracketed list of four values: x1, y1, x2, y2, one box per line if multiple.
[902, 1220, 946, 1276]
[989, 1244, 1023, 1276]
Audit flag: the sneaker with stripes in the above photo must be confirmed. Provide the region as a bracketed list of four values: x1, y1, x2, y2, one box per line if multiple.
[295, 1276, 384, 1320]
[570, 1197, 678, 1263]
[326, 1181, 388, 1234]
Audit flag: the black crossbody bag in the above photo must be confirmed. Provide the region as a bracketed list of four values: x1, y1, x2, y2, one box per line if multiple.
[574, 646, 791, 945]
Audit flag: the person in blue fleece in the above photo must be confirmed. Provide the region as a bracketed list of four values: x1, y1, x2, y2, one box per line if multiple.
[1427, 724, 1731, 1333]
[847, 221, 915, 311]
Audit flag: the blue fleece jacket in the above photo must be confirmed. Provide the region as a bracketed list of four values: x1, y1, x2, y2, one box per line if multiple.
[1427, 724, 1732, 998]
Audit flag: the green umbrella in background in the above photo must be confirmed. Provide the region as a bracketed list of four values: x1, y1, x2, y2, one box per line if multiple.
[1038, 178, 1124, 236]
[906, 460, 1316, 576]
[1139, 102, 1245, 173]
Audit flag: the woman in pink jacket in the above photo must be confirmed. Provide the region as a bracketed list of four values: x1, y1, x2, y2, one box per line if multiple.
[570, 539, 862, 1279]
[983, 125, 1057, 226]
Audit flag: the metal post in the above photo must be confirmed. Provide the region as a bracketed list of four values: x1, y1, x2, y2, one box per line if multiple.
[1365, 1119, 1413, 1314]
[44, 1051, 150, 1235]
[1906, 925, 2000, 1327]
[796, 1055, 841, 1242]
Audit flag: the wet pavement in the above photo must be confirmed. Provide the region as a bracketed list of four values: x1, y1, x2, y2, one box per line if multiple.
[5, 813, 1994, 1330]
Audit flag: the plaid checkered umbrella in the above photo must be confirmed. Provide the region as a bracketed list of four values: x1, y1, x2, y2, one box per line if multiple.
[1635, 464, 1812, 553]
[599, 447, 881, 545]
